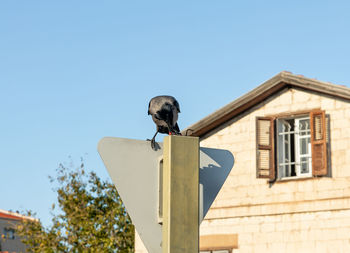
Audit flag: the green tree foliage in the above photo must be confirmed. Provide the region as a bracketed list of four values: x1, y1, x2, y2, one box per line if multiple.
[16, 161, 134, 252]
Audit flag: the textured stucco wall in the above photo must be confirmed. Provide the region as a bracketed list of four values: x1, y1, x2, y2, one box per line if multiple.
[199, 88, 350, 253]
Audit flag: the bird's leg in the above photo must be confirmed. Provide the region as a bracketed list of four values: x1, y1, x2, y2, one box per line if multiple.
[151, 135, 157, 150]
[147, 130, 159, 150]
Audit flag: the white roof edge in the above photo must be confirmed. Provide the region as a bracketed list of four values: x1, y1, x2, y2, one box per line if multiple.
[0, 208, 38, 221]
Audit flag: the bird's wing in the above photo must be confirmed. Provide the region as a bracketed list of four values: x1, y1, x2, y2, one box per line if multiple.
[173, 99, 180, 113]
[147, 100, 152, 115]
[174, 122, 180, 132]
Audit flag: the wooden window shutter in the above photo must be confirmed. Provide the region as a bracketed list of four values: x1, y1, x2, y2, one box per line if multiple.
[310, 110, 327, 176]
[256, 117, 275, 180]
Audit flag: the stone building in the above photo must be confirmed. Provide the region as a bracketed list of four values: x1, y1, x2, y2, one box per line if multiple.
[0, 209, 33, 253]
[136, 72, 350, 253]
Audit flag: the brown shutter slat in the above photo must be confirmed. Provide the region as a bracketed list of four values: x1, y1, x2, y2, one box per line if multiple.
[256, 117, 275, 180]
[310, 110, 327, 176]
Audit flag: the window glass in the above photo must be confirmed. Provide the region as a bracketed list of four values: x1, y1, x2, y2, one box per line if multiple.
[4, 228, 15, 239]
[277, 116, 311, 179]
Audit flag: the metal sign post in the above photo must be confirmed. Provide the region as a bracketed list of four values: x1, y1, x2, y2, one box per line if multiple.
[162, 136, 199, 253]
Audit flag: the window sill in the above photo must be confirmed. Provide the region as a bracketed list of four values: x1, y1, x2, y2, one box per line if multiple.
[274, 176, 313, 183]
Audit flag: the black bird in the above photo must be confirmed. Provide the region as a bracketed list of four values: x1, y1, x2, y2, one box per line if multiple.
[148, 95, 181, 150]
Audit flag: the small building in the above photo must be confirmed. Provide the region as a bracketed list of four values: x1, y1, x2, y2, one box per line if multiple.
[135, 72, 350, 253]
[0, 209, 32, 253]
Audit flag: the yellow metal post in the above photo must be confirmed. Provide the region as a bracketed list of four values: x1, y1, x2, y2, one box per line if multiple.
[162, 135, 199, 253]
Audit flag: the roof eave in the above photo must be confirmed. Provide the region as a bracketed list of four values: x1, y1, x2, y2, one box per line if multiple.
[183, 72, 350, 138]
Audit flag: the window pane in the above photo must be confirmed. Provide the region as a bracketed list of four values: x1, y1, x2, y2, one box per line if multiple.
[291, 164, 296, 177]
[284, 165, 289, 177]
[300, 138, 310, 155]
[285, 164, 292, 177]
[284, 138, 289, 161]
[277, 118, 297, 178]
[299, 119, 310, 135]
[4, 228, 15, 240]
[300, 157, 310, 174]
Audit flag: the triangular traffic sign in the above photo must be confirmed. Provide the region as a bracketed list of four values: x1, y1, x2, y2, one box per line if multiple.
[98, 137, 234, 253]
[98, 137, 163, 253]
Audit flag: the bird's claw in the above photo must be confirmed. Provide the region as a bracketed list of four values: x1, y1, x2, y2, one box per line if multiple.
[147, 138, 158, 151]
[170, 130, 181, 136]
[151, 139, 156, 150]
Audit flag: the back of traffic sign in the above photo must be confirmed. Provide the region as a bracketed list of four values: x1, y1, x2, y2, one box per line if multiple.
[98, 137, 163, 253]
[98, 137, 234, 253]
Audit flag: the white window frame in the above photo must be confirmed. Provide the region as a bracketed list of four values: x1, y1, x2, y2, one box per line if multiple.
[200, 250, 231, 253]
[277, 116, 312, 179]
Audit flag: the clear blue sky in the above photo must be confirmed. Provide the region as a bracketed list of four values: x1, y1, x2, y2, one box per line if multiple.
[1, 1, 350, 226]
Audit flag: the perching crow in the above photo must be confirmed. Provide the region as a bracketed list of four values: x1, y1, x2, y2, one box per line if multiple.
[148, 95, 181, 150]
